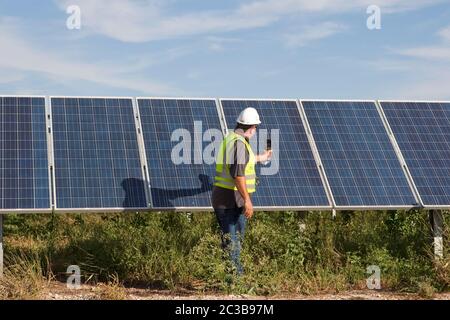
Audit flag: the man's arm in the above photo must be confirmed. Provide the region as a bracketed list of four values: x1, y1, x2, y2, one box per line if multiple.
[230, 140, 254, 219]
[235, 176, 253, 219]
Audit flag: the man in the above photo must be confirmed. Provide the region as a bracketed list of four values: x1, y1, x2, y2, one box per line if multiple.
[212, 107, 272, 275]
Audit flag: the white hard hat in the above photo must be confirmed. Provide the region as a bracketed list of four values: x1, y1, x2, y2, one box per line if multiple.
[236, 107, 261, 125]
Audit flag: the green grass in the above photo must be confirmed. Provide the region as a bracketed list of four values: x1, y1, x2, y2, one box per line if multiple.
[1, 210, 449, 298]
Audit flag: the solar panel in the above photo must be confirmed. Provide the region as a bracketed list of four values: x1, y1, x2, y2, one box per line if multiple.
[137, 98, 220, 209]
[301, 101, 417, 208]
[0, 96, 50, 211]
[380, 101, 450, 207]
[220, 99, 330, 209]
[51, 97, 147, 210]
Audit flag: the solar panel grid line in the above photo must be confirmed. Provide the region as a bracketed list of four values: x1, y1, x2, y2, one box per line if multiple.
[301, 100, 418, 209]
[31, 96, 52, 211]
[325, 103, 355, 206]
[297, 100, 336, 208]
[0, 96, 52, 213]
[107, 98, 148, 211]
[159, 99, 178, 209]
[59, 97, 84, 209]
[374, 100, 423, 207]
[50, 97, 148, 212]
[379, 100, 450, 209]
[67, 98, 83, 209]
[220, 99, 331, 210]
[107, 98, 122, 207]
[131, 98, 152, 208]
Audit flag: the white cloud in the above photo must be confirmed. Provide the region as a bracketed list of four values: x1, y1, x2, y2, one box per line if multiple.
[386, 24, 450, 99]
[0, 68, 25, 84]
[395, 66, 450, 99]
[360, 56, 450, 99]
[238, 0, 444, 15]
[284, 22, 347, 47]
[187, 71, 201, 80]
[55, 0, 274, 42]
[54, 0, 445, 43]
[362, 59, 413, 72]
[205, 36, 243, 52]
[438, 25, 450, 42]
[0, 17, 177, 94]
[395, 46, 450, 62]
[394, 25, 450, 62]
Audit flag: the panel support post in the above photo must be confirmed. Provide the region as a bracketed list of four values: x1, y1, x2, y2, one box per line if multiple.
[430, 210, 444, 260]
[0, 214, 3, 278]
[332, 209, 337, 219]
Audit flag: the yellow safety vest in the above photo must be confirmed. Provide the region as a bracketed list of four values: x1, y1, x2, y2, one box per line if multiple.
[214, 132, 256, 193]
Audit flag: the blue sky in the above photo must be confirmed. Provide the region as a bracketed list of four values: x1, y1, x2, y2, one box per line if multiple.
[0, 0, 449, 99]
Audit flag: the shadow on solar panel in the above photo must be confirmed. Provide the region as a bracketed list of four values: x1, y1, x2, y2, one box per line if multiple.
[146, 174, 213, 208]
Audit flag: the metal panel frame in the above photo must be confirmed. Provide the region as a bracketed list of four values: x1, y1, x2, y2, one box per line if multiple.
[215, 98, 229, 136]
[0, 95, 48, 98]
[136, 97, 222, 212]
[45, 96, 56, 211]
[132, 98, 153, 209]
[378, 100, 450, 210]
[0, 95, 52, 214]
[300, 99, 421, 211]
[299, 99, 377, 102]
[219, 98, 333, 211]
[50, 96, 151, 213]
[378, 99, 450, 104]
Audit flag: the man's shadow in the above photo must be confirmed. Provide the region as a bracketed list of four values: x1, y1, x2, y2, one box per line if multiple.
[121, 174, 213, 209]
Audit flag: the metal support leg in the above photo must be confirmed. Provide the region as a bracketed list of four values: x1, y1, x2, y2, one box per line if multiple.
[0, 214, 3, 278]
[430, 210, 444, 260]
[332, 209, 337, 219]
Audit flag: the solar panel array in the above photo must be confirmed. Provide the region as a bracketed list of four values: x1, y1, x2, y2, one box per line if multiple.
[51, 98, 146, 209]
[0, 97, 50, 210]
[1, 96, 450, 213]
[137, 99, 219, 209]
[301, 101, 417, 208]
[220, 100, 330, 208]
[380, 102, 450, 207]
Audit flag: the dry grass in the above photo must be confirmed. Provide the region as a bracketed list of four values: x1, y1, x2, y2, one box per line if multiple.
[0, 253, 52, 300]
[433, 256, 450, 290]
[95, 275, 127, 300]
[417, 281, 436, 299]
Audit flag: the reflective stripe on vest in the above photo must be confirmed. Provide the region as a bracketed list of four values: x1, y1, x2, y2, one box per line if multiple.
[214, 132, 256, 193]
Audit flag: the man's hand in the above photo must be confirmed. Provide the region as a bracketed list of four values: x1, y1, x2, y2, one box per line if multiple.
[235, 176, 253, 219]
[257, 150, 273, 163]
[244, 198, 254, 219]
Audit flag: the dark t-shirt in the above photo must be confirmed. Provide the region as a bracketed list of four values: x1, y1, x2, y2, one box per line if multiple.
[212, 138, 250, 209]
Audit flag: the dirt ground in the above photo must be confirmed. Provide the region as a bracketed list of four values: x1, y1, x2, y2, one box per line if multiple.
[43, 282, 450, 300]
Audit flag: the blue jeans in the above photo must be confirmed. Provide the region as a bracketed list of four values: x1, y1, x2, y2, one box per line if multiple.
[214, 207, 247, 275]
